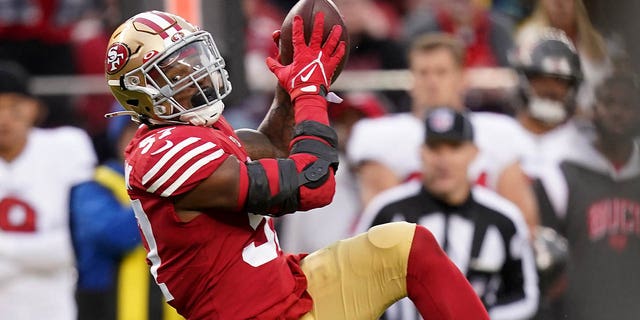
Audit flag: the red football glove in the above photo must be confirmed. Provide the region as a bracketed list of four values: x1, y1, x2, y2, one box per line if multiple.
[272, 30, 281, 48]
[266, 13, 346, 102]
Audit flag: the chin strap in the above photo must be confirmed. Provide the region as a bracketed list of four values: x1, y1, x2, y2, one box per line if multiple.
[528, 96, 568, 126]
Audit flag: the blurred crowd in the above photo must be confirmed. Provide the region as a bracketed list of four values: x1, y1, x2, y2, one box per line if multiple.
[0, 0, 635, 159]
[0, 0, 639, 319]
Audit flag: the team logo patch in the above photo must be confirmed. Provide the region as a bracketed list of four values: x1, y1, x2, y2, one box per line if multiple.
[429, 109, 455, 133]
[587, 198, 640, 252]
[106, 42, 130, 75]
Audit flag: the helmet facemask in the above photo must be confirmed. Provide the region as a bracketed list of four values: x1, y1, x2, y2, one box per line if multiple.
[121, 31, 232, 126]
[521, 73, 577, 126]
[511, 29, 582, 126]
[527, 94, 570, 125]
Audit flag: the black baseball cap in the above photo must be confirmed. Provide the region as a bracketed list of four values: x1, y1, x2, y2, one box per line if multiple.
[424, 107, 474, 145]
[0, 61, 31, 97]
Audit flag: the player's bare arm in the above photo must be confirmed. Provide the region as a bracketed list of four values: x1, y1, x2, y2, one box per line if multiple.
[173, 156, 242, 219]
[497, 161, 540, 237]
[235, 28, 296, 160]
[174, 13, 346, 220]
[236, 86, 294, 159]
[237, 6, 350, 162]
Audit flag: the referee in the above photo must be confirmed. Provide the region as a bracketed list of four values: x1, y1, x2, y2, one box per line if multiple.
[357, 107, 539, 320]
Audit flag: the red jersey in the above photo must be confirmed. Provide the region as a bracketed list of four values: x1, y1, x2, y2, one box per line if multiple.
[123, 117, 312, 319]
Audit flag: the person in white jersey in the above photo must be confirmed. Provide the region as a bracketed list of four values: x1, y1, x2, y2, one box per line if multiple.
[509, 28, 589, 319]
[510, 28, 589, 181]
[0, 61, 97, 320]
[347, 33, 539, 234]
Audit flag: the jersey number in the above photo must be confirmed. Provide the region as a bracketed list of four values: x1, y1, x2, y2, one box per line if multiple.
[0, 197, 36, 232]
[242, 216, 280, 267]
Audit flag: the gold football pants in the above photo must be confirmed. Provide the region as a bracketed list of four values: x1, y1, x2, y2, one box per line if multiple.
[300, 221, 415, 320]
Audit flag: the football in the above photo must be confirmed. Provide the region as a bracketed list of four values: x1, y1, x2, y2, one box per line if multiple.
[279, 0, 350, 83]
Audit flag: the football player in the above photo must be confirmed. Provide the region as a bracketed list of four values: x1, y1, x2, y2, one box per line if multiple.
[511, 28, 586, 179]
[0, 61, 97, 319]
[510, 28, 585, 318]
[104, 10, 488, 320]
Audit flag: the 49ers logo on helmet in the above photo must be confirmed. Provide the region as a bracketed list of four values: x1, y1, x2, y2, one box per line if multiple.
[106, 42, 130, 75]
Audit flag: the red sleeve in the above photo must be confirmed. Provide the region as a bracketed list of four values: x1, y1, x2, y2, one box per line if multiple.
[128, 126, 230, 197]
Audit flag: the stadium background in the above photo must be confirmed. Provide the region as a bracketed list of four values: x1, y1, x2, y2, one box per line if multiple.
[0, 0, 635, 163]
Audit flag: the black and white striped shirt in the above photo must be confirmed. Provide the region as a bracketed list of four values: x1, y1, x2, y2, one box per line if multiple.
[358, 181, 539, 320]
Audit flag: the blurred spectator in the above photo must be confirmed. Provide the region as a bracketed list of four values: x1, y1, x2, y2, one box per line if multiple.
[0, 0, 88, 74]
[335, 0, 406, 69]
[71, 5, 121, 163]
[491, 0, 534, 28]
[225, 0, 284, 130]
[279, 91, 387, 253]
[347, 33, 539, 236]
[242, 0, 283, 93]
[510, 29, 593, 319]
[334, 0, 409, 111]
[516, 0, 610, 114]
[402, 0, 514, 67]
[0, 61, 97, 319]
[511, 29, 590, 179]
[534, 70, 640, 320]
[0, 0, 120, 163]
[0, 0, 111, 128]
[358, 107, 538, 320]
[71, 107, 183, 320]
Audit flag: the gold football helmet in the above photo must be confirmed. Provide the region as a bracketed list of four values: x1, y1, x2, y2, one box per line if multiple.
[105, 10, 231, 126]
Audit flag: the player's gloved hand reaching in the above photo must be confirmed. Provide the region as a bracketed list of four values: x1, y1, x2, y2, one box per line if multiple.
[266, 12, 346, 102]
